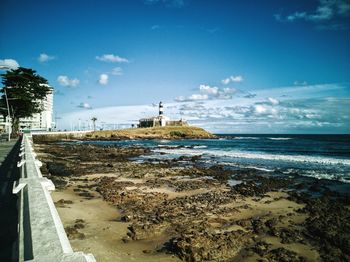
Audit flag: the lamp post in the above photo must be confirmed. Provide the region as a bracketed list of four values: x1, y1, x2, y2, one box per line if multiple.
[0, 65, 12, 141]
[4, 88, 11, 141]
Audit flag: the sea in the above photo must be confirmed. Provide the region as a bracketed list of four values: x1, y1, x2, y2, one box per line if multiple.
[82, 134, 350, 186]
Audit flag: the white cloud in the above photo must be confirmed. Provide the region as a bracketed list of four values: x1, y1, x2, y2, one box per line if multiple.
[111, 67, 123, 76]
[99, 74, 109, 85]
[57, 75, 80, 87]
[231, 75, 244, 82]
[254, 105, 268, 114]
[268, 97, 279, 105]
[174, 96, 187, 102]
[78, 102, 92, 109]
[199, 84, 218, 95]
[276, 0, 350, 29]
[0, 59, 19, 69]
[221, 78, 230, 85]
[175, 84, 238, 102]
[38, 53, 55, 63]
[189, 94, 209, 100]
[96, 54, 129, 63]
[175, 94, 209, 102]
[59, 83, 350, 134]
[221, 75, 244, 85]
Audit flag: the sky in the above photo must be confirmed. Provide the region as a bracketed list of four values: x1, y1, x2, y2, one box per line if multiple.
[1, 0, 350, 133]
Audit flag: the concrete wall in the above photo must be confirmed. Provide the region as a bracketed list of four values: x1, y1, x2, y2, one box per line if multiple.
[12, 134, 96, 262]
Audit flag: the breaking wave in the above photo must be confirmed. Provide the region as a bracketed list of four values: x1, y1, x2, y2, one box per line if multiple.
[153, 148, 350, 167]
[268, 137, 293, 140]
[233, 137, 260, 140]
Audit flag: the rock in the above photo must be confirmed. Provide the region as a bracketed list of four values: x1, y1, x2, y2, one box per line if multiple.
[251, 241, 271, 256]
[252, 218, 268, 234]
[47, 162, 71, 176]
[168, 230, 247, 261]
[65, 226, 85, 240]
[122, 236, 131, 243]
[55, 199, 73, 207]
[120, 215, 131, 222]
[74, 219, 85, 229]
[265, 247, 305, 262]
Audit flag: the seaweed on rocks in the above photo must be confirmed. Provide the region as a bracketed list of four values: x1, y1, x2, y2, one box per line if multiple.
[301, 196, 350, 261]
[230, 176, 291, 197]
[47, 162, 71, 177]
[168, 230, 248, 262]
[265, 247, 306, 262]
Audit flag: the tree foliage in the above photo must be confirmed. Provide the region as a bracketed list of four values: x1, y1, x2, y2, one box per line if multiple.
[91, 117, 97, 131]
[0, 67, 51, 133]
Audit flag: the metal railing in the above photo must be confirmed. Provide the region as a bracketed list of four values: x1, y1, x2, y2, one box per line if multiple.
[12, 134, 96, 262]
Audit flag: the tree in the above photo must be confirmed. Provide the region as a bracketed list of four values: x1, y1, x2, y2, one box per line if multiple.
[0, 67, 51, 135]
[91, 117, 97, 131]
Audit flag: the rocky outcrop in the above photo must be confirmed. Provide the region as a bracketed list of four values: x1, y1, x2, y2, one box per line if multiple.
[169, 230, 247, 262]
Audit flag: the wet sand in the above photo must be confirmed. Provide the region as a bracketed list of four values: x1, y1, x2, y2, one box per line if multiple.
[52, 183, 180, 262]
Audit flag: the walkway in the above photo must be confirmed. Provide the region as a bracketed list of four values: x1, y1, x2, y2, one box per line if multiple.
[0, 139, 20, 261]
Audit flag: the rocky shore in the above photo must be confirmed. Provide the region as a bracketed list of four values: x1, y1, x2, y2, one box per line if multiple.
[34, 141, 350, 262]
[33, 126, 215, 143]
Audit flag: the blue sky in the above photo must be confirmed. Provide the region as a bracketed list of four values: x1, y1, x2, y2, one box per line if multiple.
[1, 0, 350, 133]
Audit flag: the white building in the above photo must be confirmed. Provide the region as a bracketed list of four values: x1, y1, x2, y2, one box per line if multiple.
[138, 102, 187, 128]
[0, 85, 54, 132]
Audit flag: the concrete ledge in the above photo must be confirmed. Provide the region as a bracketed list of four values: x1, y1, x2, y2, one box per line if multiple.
[13, 134, 96, 262]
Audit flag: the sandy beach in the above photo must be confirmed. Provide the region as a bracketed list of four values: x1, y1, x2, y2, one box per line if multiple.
[35, 141, 350, 261]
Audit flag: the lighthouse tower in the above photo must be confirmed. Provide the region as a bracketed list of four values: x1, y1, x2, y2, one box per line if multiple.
[159, 101, 164, 116]
[159, 101, 167, 126]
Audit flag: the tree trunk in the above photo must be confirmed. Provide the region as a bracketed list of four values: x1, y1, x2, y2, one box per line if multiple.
[12, 118, 19, 137]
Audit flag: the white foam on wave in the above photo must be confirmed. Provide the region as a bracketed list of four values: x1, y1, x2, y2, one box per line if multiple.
[268, 137, 293, 140]
[157, 145, 179, 148]
[233, 136, 259, 140]
[247, 166, 275, 172]
[193, 145, 208, 149]
[222, 162, 275, 172]
[152, 148, 350, 166]
[301, 170, 350, 183]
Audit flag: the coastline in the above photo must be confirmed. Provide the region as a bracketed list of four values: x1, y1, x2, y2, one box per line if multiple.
[34, 138, 350, 261]
[33, 126, 216, 143]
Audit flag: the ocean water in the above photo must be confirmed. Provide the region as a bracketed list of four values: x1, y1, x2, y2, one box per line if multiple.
[82, 134, 350, 183]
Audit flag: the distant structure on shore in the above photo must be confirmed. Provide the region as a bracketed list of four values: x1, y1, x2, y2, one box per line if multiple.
[138, 102, 188, 128]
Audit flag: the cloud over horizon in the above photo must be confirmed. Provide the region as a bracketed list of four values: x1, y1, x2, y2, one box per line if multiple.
[77, 102, 92, 109]
[175, 84, 238, 102]
[38, 53, 56, 63]
[98, 74, 109, 85]
[59, 82, 349, 133]
[96, 54, 129, 63]
[57, 75, 80, 87]
[275, 0, 350, 30]
[221, 75, 244, 85]
[0, 58, 19, 69]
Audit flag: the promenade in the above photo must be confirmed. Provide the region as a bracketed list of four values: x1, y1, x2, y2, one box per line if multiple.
[0, 139, 20, 261]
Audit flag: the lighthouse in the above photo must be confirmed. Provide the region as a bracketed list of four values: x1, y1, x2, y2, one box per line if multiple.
[159, 101, 164, 116]
[138, 101, 188, 127]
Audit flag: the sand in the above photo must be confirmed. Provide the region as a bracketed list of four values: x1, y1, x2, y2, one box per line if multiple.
[52, 186, 180, 262]
[51, 175, 320, 262]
